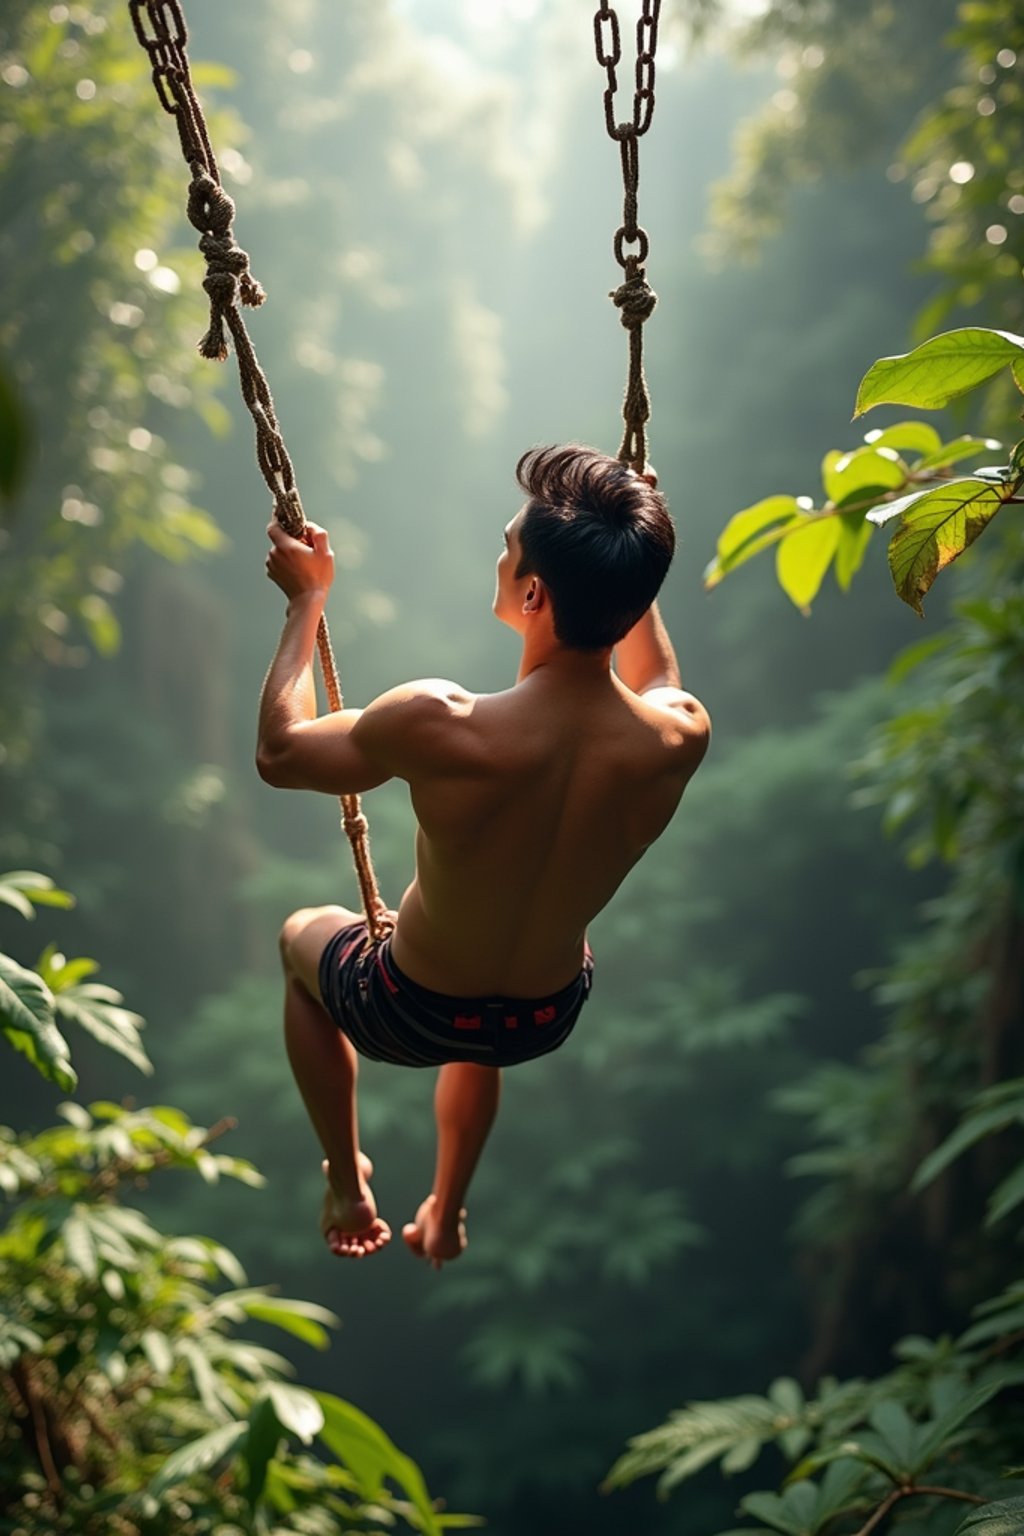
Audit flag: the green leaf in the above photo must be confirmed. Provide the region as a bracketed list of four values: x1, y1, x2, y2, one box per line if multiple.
[868, 1400, 916, 1470]
[870, 480, 1005, 615]
[916, 435, 1003, 472]
[776, 516, 841, 614]
[78, 593, 121, 657]
[953, 1497, 1024, 1536]
[265, 1383, 324, 1445]
[705, 496, 805, 587]
[794, 1432, 902, 1483]
[742, 1483, 819, 1536]
[178, 1338, 235, 1421]
[232, 1294, 338, 1350]
[0, 1316, 44, 1368]
[40, 952, 100, 991]
[864, 421, 943, 458]
[243, 1395, 282, 1509]
[912, 1099, 1021, 1191]
[0, 953, 76, 1091]
[834, 512, 873, 592]
[722, 1435, 764, 1475]
[823, 445, 907, 504]
[61, 1210, 98, 1280]
[147, 1420, 248, 1498]
[316, 1392, 442, 1536]
[140, 1328, 174, 1377]
[855, 328, 1024, 416]
[986, 1160, 1024, 1226]
[53, 986, 152, 1075]
[0, 871, 74, 913]
[914, 1380, 1004, 1468]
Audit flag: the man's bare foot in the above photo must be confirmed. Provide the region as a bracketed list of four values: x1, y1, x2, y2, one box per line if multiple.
[321, 1152, 391, 1258]
[402, 1194, 467, 1270]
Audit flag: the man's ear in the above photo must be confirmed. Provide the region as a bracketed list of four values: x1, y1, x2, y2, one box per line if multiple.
[522, 577, 546, 615]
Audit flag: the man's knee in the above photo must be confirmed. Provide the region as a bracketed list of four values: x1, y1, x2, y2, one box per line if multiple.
[278, 904, 359, 976]
[279, 907, 323, 973]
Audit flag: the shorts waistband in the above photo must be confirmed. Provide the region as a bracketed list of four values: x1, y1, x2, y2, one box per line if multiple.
[376, 934, 593, 1029]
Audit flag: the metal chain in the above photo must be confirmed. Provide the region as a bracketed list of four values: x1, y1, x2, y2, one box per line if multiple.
[128, 0, 393, 943]
[592, 0, 661, 472]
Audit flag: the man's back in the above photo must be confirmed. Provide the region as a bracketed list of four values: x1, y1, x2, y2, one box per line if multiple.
[390, 663, 707, 996]
[260, 446, 711, 1261]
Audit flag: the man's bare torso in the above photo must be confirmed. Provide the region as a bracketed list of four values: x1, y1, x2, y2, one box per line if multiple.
[389, 664, 707, 997]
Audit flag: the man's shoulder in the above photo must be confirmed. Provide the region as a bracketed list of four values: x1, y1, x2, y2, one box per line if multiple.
[637, 687, 712, 763]
[365, 677, 476, 719]
[357, 679, 478, 776]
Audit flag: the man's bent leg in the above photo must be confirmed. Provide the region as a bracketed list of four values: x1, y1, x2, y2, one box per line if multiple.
[403, 1062, 501, 1268]
[279, 906, 391, 1259]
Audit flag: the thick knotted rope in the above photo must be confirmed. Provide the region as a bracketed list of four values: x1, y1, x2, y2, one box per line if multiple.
[185, 166, 266, 361]
[610, 255, 657, 472]
[129, 0, 392, 943]
[593, 1, 662, 474]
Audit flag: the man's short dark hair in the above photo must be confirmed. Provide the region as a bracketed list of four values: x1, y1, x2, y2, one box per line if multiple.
[515, 444, 675, 651]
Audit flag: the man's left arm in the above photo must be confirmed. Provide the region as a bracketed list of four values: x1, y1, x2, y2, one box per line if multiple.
[256, 520, 392, 795]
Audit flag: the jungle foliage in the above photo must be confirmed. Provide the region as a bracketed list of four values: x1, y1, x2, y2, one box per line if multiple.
[2, 0, 1023, 1534]
[608, 1, 1024, 1532]
[0, 873, 462, 1533]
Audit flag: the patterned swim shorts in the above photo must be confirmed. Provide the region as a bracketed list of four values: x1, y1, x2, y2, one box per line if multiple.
[317, 921, 593, 1068]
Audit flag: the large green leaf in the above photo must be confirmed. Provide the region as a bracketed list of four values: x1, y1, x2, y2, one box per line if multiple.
[776, 516, 841, 614]
[855, 328, 1024, 415]
[316, 1392, 442, 1536]
[867, 480, 1006, 615]
[705, 496, 805, 587]
[244, 1395, 283, 1509]
[235, 1293, 338, 1349]
[822, 446, 907, 504]
[954, 1498, 1024, 1536]
[863, 421, 943, 458]
[0, 953, 76, 1091]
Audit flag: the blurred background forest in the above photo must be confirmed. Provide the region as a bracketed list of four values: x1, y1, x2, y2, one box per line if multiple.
[2, 0, 1023, 1533]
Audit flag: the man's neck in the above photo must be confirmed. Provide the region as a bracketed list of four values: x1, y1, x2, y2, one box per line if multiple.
[516, 633, 614, 686]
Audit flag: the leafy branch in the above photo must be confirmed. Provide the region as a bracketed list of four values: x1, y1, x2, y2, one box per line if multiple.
[707, 327, 1024, 614]
[0, 871, 152, 1090]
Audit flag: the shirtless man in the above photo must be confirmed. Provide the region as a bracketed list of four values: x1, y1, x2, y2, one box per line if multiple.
[257, 445, 710, 1266]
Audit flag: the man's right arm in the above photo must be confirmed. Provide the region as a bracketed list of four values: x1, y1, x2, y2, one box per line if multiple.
[615, 602, 681, 694]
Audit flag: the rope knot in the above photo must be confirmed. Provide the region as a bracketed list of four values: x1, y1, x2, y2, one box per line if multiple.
[188, 168, 265, 361]
[610, 265, 658, 330]
[344, 813, 369, 840]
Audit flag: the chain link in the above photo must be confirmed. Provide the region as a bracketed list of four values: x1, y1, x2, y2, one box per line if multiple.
[592, 0, 660, 142]
[129, 0, 217, 173]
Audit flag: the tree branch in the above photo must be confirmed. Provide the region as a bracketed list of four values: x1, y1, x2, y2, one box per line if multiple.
[852, 1483, 988, 1536]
